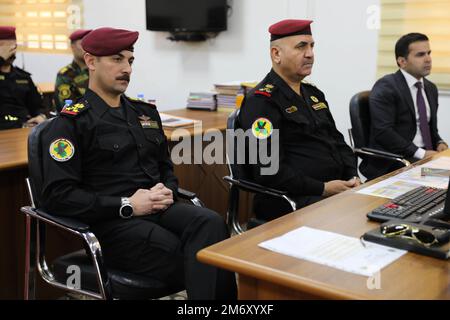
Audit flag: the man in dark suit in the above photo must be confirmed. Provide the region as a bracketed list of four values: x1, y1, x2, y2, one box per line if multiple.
[361, 33, 448, 180]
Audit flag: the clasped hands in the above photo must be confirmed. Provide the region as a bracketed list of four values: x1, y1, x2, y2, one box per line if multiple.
[129, 183, 174, 216]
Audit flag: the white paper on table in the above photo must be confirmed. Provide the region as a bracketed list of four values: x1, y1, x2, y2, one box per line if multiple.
[395, 157, 450, 189]
[258, 227, 406, 277]
[356, 178, 422, 199]
[356, 156, 450, 199]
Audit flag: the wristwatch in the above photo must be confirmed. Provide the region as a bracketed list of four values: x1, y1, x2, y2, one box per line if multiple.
[119, 197, 133, 219]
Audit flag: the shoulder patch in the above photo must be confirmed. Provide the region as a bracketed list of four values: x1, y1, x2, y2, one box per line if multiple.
[49, 138, 75, 162]
[251, 117, 273, 139]
[125, 96, 156, 108]
[60, 101, 90, 117]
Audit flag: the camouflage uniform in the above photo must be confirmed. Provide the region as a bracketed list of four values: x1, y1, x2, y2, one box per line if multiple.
[53, 60, 89, 112]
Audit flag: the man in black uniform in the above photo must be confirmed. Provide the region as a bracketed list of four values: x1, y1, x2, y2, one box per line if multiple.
[40, 27, 236, 300]
[239, 19, 360, 221]
[0, 26, 46, 130]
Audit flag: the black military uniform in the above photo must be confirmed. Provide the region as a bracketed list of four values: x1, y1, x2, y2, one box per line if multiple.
[0, 62, 43, 130]
[40, 89, 237, 299]
[239, 69, 357, 220]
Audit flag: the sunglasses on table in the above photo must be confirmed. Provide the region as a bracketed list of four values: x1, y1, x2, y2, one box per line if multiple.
[380, 224, 439, 247]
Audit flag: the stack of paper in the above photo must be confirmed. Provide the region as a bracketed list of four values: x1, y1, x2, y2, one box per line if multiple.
[214, 80, 257, 111]
[187, 92, 217, 111]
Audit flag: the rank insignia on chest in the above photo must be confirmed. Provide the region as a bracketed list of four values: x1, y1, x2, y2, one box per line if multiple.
[312, 102, 328, 111]
[285, 106, 298, 113]
[49, 138, 75, 162]
[251, 117, 273, 139]
[310, 96, 319, 103]
[16, 79, 29, 85]
[139, 115, 159, 129]
[0, 75, 5, 80]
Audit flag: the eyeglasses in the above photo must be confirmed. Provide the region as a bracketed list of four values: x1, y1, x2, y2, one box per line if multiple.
[380, 224, 439, 247]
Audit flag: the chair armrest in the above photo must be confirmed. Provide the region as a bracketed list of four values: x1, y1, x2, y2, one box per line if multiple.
[21, 206, 90, 233]
[177, 188, 204, 207]
[360, 147, 403, 159]
[223, 176, 288, 197]
[354, 148, 411, 167]
[177, 187, 196, 200]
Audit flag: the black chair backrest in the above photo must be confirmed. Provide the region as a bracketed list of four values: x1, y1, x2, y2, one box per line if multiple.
[27, 119, 54, 208]
[227, 108, 255, 182]
[226, 109, 241, 179]
[349, 91, 371, 149]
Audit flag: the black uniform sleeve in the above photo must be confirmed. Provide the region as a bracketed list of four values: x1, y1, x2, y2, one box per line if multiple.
[324, 99, 358, 179]
[155, 114, 179, 198]
[41, 117, 121, 224]
[25, 76, 44, 117]
[159, 134, 179, 198]
[239, 95, 324, 196]
[370, 78, 418, 157]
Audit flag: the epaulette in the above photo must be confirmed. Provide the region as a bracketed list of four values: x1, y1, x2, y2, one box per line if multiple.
[60, 101, 90, 117]
[254, 83, 275, 98]
[301, 79, 316, 87]
[14, 67, 31, 76]
[125, 96, 156, 108]
[58, 65, 70, 75]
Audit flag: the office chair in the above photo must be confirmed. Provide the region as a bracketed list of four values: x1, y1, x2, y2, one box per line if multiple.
[349, 91, 410, 179]
[224, 109, 296, 235]
[21, 119, 204, 300]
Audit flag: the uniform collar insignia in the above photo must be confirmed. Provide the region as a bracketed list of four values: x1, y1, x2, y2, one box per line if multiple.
[258, 83, 275, 93]
[310, 96, 319, 103]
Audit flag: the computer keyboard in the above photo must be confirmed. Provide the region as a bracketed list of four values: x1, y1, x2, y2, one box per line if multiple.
[367, 186, 447, 223]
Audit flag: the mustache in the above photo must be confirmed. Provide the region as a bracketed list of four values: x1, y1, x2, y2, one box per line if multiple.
[116, 75, 130, 82]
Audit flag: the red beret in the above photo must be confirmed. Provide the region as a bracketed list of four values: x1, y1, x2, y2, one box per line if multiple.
[81, 27, 139, 56]
[0, 26, 16, 40]
[269, 19, 313, 41]
[69, 29, 92, 42]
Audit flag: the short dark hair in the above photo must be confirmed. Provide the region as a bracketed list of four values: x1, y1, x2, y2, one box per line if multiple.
[395, 33, 429, 64]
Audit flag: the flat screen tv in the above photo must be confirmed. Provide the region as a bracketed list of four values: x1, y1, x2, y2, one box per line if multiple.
[145, 0, 228, 33]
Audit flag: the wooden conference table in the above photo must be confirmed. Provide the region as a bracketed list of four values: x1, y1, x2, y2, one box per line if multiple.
[198, 150, 450, 300]
[0, 108, 251, 299]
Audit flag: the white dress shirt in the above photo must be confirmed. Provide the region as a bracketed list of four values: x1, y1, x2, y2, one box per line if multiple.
[400, 69, 431, 159]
